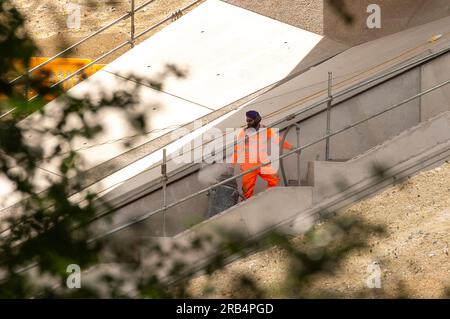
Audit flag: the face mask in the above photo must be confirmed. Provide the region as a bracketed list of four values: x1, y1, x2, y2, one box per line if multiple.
[246, 118, 261, 129]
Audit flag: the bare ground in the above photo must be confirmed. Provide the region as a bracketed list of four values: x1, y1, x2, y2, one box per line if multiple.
[12, 0, 206, 63]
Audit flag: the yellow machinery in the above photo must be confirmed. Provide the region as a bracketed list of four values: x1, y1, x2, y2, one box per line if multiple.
[0, 58, 105, 118]
[28, 57, 105, 99]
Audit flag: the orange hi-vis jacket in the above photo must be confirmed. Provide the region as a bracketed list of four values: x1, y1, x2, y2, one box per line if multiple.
[231, 126, 292, 175]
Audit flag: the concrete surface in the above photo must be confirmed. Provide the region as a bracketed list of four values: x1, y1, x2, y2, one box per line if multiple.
[323, 0, 450, 46]
[224, 0, 450, 46]
[421, 52, 450, 120]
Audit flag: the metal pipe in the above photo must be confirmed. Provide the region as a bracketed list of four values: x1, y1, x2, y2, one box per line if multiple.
[89, 77, 450, 242]
[2, 22, 447, 124]
[296, 125, 301, 185]
[419, 65, 423, 122]
[325, 72, 332, 161]
[162, 148, 168, 237]
[130, 0, 136, 48]
[279, 130, 289, 186]
[83, 75, 450, 237]
[332, 48, 450, 100]
[207, 45, 450, 163]
[135, 15, 172, 39]
[279, 124, 298, 185]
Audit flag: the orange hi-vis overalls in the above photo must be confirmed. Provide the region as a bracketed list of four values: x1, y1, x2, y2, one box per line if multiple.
[231, 126, 292, 199]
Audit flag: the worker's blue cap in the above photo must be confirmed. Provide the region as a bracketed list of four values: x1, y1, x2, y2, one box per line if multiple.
[246, 110, 261, 120]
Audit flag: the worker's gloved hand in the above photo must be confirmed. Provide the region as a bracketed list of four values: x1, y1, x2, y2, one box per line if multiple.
[286, 145, 294, 151]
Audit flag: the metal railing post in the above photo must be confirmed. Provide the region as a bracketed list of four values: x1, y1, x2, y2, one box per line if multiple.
[296, 125, 301, 185]
[162, 148, 168, 236]
[419, 65, 423, 122]
[130, 0, 136, 48]
[325, 71, 333, 161]
[24, 65, 30, 102]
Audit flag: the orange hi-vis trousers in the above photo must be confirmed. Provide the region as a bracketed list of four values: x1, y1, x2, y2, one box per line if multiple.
[231, 126, 292, 199]
[242, 168, 280, 199]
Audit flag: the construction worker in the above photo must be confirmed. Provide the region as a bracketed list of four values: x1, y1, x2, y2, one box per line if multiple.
[230, 110, 293, 199]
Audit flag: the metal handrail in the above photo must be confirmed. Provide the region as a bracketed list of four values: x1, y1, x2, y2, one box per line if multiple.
[89, 77, 450, 242]
[279, 123, 301, 186]
[9, 0, 158, 86]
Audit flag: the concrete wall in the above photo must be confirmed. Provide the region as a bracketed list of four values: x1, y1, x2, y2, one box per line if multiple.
[281, 66, 421, 183]
[329, 70, 421, 159]
[92, 169, 209, 237]
[309, 111, 450, 203]
[421, 53, 450, 120]
[324, 0, 450, 46]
